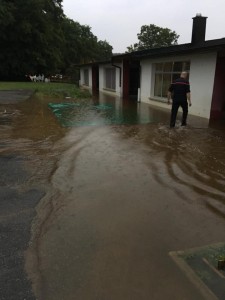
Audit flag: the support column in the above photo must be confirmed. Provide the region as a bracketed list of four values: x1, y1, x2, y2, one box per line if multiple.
[92, 65, 99, 94]
[123, 59, 130, 99]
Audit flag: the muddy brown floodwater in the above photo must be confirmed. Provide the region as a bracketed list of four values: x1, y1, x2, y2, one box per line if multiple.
[1, 93, 225, 299]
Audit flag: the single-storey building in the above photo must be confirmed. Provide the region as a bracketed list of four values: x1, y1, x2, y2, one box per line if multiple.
[79, 15, 225, 120]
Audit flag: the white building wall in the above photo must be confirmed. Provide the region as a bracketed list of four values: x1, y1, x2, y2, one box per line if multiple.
[89, 67, 92, 89]
[140, 60, 153, 103]
[189, 52, 217, 118]
[140, 53, 217, 119]
[99, 65, 104, 92]
[79, 67, 84, 85]
[115, 65, 122, 96]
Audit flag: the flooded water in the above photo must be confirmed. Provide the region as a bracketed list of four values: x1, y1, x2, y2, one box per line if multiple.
[1, 93, 225, 299]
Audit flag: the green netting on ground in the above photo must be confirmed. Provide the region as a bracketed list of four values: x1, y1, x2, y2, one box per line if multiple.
[48, 102, 151, 127]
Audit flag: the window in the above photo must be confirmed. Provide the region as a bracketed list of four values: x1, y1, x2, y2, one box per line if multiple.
[154, 61, 190, 98]
[105, 68, 116, 90]
[83, 69, 89, 86]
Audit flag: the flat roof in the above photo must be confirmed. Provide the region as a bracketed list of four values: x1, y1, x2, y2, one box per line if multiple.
[77, 38, 225, 67]
[112, 38, 225, 61]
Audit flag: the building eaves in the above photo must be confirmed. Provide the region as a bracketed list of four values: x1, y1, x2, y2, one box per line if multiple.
[76, 37, 225, 67]
[75, 59, 112, 68]
[112, 38, 225, 61]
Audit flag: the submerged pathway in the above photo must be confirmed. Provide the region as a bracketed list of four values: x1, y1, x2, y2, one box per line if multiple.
[27, 123, 225, 300]
[0, 91, 225, 299]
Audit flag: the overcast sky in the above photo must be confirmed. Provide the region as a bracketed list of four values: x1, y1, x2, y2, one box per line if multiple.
[62, 0, 225, 53]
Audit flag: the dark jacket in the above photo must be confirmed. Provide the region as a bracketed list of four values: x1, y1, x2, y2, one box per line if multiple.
[168, 77, 190, 102]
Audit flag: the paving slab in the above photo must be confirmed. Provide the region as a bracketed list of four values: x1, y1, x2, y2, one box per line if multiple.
[170, 243, 225, 300]
[0, 90, 34, 104]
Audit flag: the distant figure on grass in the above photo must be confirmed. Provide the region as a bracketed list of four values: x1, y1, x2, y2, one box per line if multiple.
[167, 71, 192, 128]
[26, 74, 45, 82]
[27, 74, 36, 82]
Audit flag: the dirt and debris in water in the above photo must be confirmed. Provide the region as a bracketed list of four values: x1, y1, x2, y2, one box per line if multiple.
[1, 94, 225, 300]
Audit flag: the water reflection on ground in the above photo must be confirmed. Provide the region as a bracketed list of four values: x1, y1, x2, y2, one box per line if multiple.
[48, 97, 160, 127]
[1, 92, 225, 300]
[47, 92, 215, 129]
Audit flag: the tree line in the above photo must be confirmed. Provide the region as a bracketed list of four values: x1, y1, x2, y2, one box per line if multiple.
[0, 0, 113, 80]
[0, 0, 180, 80]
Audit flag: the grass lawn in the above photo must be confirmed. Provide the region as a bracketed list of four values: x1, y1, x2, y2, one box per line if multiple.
[0, 81, 91, 99]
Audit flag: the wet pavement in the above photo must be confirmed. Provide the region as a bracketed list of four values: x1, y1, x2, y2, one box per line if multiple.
[0, 91, 225, 299]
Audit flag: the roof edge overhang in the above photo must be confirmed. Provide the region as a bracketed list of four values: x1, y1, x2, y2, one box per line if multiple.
[74, 59, 112, 68]
[76, 38, 225, 67]
[112, 38, 225, 61]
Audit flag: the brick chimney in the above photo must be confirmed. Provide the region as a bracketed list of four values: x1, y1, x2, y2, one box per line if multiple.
[191, 14, 207, 44]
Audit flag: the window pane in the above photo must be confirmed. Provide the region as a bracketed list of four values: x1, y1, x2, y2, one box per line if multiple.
[155, 63, 163, 72]
[154, 61, 191, 99]
[183, 61, 190, 72]
[163, 62, 173, 72]
[111, 69, 116, 90]
[173, 62, 183, 72]
[105, 68, 116, 90]
[154, 74, 162, 97]
[162, 74, 171, 97]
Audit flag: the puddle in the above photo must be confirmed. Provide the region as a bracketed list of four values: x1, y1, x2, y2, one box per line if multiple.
[1, 92, 225, 300]
[48, 100, 156, 127]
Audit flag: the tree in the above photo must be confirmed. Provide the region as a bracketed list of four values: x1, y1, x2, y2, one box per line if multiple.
[95, 40, 113, 61]
[127, 24, 179, 52]
[0, 0, 113, 80]
[0, 0, 65, 79]
[60, 17, 113, 73]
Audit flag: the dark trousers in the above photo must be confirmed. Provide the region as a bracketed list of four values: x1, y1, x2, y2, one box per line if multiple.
[170, 101, 188, 127]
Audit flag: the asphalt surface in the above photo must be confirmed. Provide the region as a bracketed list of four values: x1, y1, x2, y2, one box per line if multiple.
[0, 90, 44, 300]
[0, 90, 34, 104]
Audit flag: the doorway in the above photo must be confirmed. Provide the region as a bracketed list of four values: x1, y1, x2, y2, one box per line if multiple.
[211, 55, 225, 119]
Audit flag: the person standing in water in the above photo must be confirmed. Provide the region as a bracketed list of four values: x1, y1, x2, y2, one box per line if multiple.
[167, 71, 192, 128]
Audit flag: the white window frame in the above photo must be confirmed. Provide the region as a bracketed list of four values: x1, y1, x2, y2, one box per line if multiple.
[153, 61, 190, 101]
